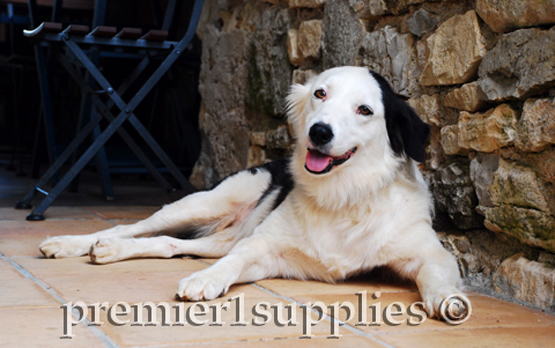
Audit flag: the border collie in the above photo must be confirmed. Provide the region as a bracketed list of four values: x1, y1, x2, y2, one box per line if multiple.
[40, 66, 463, 318]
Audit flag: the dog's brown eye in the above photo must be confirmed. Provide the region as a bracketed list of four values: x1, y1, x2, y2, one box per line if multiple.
[358, 105, 373, 116]
[314, 89, 326, 99]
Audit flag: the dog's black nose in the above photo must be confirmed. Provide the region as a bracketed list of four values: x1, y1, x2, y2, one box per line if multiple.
[309, 123, 334, 146]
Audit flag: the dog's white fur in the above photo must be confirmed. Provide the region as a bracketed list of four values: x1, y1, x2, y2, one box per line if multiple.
[39, 67, 462, 317]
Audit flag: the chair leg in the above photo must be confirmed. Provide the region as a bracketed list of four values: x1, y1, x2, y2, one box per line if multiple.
[34, 46, 57, 168]
[25, 104, 135, 220]
[69, 54, 114, 199]
[16, 112, 103, 211]
[64, 38, 197, 192]
[57, 53, 175, 192]
[92, 117, 115, 200]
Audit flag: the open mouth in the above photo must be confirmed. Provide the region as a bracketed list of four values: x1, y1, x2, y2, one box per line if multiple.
[305, 147, 357, 175]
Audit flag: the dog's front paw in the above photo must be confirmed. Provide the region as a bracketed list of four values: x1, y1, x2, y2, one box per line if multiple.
[422, 288, 471, 322]
[176, 272, 230, 301]
[39, 235, 96, 258]
[89, 238, 129, 264]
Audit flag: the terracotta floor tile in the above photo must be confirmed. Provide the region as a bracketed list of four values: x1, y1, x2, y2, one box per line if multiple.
[0, 258, 23, 279]
[291, 292, 555, 335]
[94, 297, 349, 347]
[0, 207, 99, 221]
[378, 325, 555, 348]
[162, 335, 385, 348]
[461, 293, 555, 328]
[0, 220, 115, 257]
[0, 273, 59, 308]
[0, 307, 105, 347]
[2, 205, 554, 347]
[256, 277, 416, 298]
[16, 256, 209, 276]
[38, 266, 271, 304]
[42, 270, 204, 304]
[82, 205, 161, 220]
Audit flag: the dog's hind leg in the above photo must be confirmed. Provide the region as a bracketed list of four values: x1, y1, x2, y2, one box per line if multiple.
[39, 168, 274, 259]
[89, 229, 241, 264]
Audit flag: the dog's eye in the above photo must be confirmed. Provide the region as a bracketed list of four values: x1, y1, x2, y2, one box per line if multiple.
[314, 89, 326, 99]
[358, 105, 373, 116]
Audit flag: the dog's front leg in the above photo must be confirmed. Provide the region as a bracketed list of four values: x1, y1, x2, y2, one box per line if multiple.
[176, 235, 281, 301]
[414, 246, 466, 319]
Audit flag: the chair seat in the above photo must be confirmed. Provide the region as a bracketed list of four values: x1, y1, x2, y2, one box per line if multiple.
[24, 22, 176, 51]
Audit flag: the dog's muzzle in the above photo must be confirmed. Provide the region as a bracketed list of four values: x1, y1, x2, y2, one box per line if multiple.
[305, 147, 357, 175]
[305, 122, 356, 175]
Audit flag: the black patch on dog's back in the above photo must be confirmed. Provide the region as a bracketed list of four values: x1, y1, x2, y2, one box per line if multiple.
[369, 71, 430, 163]
[252, 159, 294, 211]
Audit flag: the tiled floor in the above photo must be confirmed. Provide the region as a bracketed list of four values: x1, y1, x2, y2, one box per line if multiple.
[1, 167, 554, 347]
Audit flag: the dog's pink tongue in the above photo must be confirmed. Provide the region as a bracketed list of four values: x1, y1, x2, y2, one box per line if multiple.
[306, 150, 333, 172]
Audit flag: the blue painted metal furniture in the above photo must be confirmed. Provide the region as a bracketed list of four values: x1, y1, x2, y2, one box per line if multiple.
[16, 0, 203, 220]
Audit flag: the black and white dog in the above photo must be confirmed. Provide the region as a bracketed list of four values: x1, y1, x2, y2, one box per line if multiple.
[40, 67, 463, 317]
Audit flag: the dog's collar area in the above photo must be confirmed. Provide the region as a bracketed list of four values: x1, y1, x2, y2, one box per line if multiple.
[305, 147, 357, 175]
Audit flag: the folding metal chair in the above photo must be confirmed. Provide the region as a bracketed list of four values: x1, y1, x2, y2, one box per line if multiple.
[15, 0, 203, 221]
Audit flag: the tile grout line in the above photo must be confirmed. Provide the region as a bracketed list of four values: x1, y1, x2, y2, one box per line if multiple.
[0, 251, 119, 348]
[249, 282, 399, 348]
[195, 259, 398, 347]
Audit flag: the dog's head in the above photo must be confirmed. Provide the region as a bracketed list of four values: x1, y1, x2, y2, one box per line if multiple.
[287, 67, 430, 176]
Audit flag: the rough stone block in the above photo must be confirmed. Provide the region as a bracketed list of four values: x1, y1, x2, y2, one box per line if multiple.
[289, 0, 326, 8]
[444, 82, 489, 112]
[457, 104, 517, 153]
[515, 98, 555, 152]
[408, 94, 442, 127]
[323, 0, 364, 69]
[471, 155, 551, 213]
[481, 206, 555, 253]
[287, 29, 303, 66]
[420, 11, 487, 86]
[441, 234, 472, 255]
[538, 251, 555, 265]
[266, 125, 292, 149]
[359, 26, 416, 97]
[249, 131, 266, 147]
[368, 0, 426, 16]
[249, 8, 295, 116]
[478, 27, 555, 101]
[493, 253, 555, 311]
[476, 0, 555, 33]
[471, 155, 555, 252]
[292, 69, 317, 85]
[298, 20, 323, 60]
[197, 27, 251, 187]
[430, 161, 483, 230]
[408, 8, 438, 36]
[440, 125, 469, 156]
[247, 145, 268, 168]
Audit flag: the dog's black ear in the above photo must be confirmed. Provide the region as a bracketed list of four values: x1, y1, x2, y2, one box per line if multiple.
[369, 71, 430, 163]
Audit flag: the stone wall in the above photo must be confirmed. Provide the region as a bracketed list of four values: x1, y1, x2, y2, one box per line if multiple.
[191, 0, 555, 313]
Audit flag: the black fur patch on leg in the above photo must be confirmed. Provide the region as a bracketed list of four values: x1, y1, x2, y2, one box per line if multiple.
[253, 159, 294, 210]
